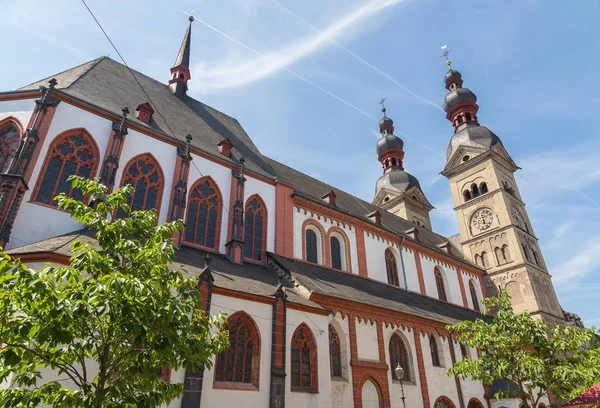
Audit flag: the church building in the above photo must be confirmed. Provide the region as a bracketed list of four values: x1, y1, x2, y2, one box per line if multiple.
[0, 16, 569, 408]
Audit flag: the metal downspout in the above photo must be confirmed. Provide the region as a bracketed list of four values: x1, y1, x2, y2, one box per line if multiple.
[399, 236, 409, 290]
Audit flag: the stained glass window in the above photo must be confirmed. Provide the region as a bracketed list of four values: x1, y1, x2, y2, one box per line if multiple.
[0, 120, 21, 173]
[328, 325, 342, 377]
[434, 397, 456, 408]
[184, 178, 221, 249]
[214, 312, 259, 386]
[467, 399, 484, 408]
[291, 324, 317, 391]
[385, 249, 399, 287]
[389, 333, 411, 382]
[305, 229, 318, 263]
[435, 268, 447, 302]
[116, 155, 163, 218]
[430, 335, 441, 367]
[243, 196, 266, 260]
[330, 236, 342, 270]
[35, 130, 98, 205]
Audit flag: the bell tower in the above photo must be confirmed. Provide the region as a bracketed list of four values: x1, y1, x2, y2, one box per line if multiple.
[439, 57, 564, 323]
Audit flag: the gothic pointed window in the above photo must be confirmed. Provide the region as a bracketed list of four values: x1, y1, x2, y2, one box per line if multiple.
[214, 312, 260, 388]
[385, 249, 400, 287]
[429, 335, 441, 367]
[305, 229, 318, 263]
[330, 236, 342, 270]
[116, 154, 163, 218]
[35, 129, 99, 205]
[467, 399, 485, 408]
[0, 118, 22, 174]
[389, 333, 411, 382]
[243, 195, 266, 260]
[184, 177, 222, 249]
[434, 396, 456, 408]
[291, 324, 318, 392]
[328, 325, 342, 377]
[469, 280, 480, 312]
[435, 268, 447, 301]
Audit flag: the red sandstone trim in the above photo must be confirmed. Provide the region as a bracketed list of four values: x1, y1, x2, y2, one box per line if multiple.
[243, 194, 268, 262]
[274, 182, 294, 258]
[24, 105, 58, 185]
[414, 251, 427, 295]
[326, 225, 352, 273]
[456, 266, 469, 308]
[183, 176, 223, 251]
[355, 225, 368, 277]
[0, 116, 25, 137]
[413, 329, 431, 408]
[290, 323, 319, 393]
[11, 252, 69, 265]
[301, 218, 327, 264]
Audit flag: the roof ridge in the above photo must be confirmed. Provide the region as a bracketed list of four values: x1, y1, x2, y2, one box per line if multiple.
[17, 56, 106, 91]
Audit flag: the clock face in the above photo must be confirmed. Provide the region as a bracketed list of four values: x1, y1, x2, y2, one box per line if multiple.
[471, 208, 494, 231]
[511, 207, 527, 230]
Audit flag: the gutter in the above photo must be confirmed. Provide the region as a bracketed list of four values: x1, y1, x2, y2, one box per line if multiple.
[399, 236, 409, 291]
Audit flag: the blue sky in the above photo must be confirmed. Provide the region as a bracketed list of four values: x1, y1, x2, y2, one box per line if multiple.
[2, 0, 600, 326]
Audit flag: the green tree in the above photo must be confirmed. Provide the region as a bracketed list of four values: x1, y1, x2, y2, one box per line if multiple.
[447, 290, 600, 407]
[0, 177, 228, 408]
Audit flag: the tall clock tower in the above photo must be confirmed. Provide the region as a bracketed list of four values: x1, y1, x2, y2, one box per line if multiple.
[440, 60, 564, 323]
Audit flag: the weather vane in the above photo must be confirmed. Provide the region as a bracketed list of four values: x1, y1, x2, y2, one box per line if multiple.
[378, 97, 387, 112]
[189, 10, 195, 23]
[440, 45, 452, 69]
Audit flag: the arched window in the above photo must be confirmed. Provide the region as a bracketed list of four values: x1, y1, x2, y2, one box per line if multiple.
[522, 244, 530, 261]
[243, 195, 266, 260]
[328, 324, 342, 377]
[532, 249, 540, 265]
[435, 268, 447, 301]
[471, 183, 480, 198]
[502, 244, 511, 262]
[481, 251, 489, 269]
[469, 280, 480, 312]
[495, 246, 505, 265]
[214, 312, 260, 388]
[429, 335, 441, 367]
[463, 190, 472, 202]
[480, 182, 488, 194]
[389, 333, 411, 382]
[385, 249, 400, 287]
[330, 236, 342, 270]
[459, 343, 468, 358]
[291, 324, 318, 392]
[116, 154, 163, 217]
[465, 113, 472, 121]
[467, 398, 485, 408]
[305, 229, 318, 263]
[184, 177, 222, 249]
[0, 118, 22, 173]
[474, 254, 481, 267]
[35, 129, 99, 205]
[434, 397, 456, 408]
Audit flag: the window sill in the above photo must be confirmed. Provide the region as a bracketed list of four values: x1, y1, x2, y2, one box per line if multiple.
[331, 376, 348, 383]
[181, 241, 220, 253]
[213, 381, 259, 391]
[291, 386, 318, 394]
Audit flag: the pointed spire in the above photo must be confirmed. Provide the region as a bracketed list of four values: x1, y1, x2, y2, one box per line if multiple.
[173, 12, 194, 70]
[169, 12, 194, 99]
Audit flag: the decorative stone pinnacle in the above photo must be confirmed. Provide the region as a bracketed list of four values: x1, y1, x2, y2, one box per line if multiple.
[48, 78, 58, 89]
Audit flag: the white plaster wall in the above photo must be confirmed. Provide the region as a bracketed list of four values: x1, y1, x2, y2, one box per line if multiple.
[196, 294, 273, 408]
[419, 333, 459, 407]
[8, 102, 113, 250]
[0, 99, 35, 125]
[382, 326, 422, 408]
[186, 153, 232, 254]
[401, 247, 420, 292]
[461, 271, 484, 311]
[355, 317, 379, 361]
[329, 314, 353, 408]
[364, 232, 408, 288]
[452, 341, 486, 406]
[420, 256, 463, 306]
[244, 176, 276, 253]
[362, 379, 381, 408]
[286, 309, 331, 408]
[292, 208, 358, 273]
[117, 127, 177, 225]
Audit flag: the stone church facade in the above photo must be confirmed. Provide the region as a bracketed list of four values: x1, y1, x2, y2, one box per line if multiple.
[0, 17, 568, 408]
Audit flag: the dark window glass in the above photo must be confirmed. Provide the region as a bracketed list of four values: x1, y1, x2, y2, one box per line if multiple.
[214, 313, 259, 385]
[305, 229, 318, 263]
[329, 325, 342, 377]
[243, 197, 266, 260]
[119, 155, 163, 217]
[385, 249, 399, 286]
[460, 343, 468, 358]
[330, 236, 342, 270]
[435, 269, 447, 302]
[291, 325, 316, 390]
[469, 280, 480, 312]
[0, 122, 21, 173]
[389, 334, 411, 381]
[35, 132, 98, 205]
[480, 182, 488, 194]
[184, 178, 221, 249]
[430, 335, 441, 367]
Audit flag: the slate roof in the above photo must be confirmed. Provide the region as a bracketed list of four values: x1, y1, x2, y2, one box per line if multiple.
[265, 157, 475, 267]
[17, 57, 277, 179]
[271, 254, 484, 325]
[5, 230, 322, 311]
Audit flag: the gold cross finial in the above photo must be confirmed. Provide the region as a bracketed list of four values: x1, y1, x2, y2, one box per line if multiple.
[441, 45, 452, 70]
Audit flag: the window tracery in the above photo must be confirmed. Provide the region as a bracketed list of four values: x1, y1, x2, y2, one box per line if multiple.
[243, 195, 266, 260]
[184, 177, 222, 249]
[435, 268, 447, 301]
[328, 324, 342, 377]
[291, 324, 317, 391]
[430, 335, 441, 367]
[389, 333, 411, 382]
[116, 154, 163, 217]
[0, 120, 21, 173]
[385, 249, 400, 287]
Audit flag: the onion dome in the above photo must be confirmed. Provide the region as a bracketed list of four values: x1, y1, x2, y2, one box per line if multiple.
[443, 87, 477, 112]
[376, 133, 404, 155]
[376, 170, 421, 195]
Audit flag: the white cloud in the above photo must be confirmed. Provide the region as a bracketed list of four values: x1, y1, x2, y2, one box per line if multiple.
[190, 0, 404, 90]
[552, 235, 600, 284]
